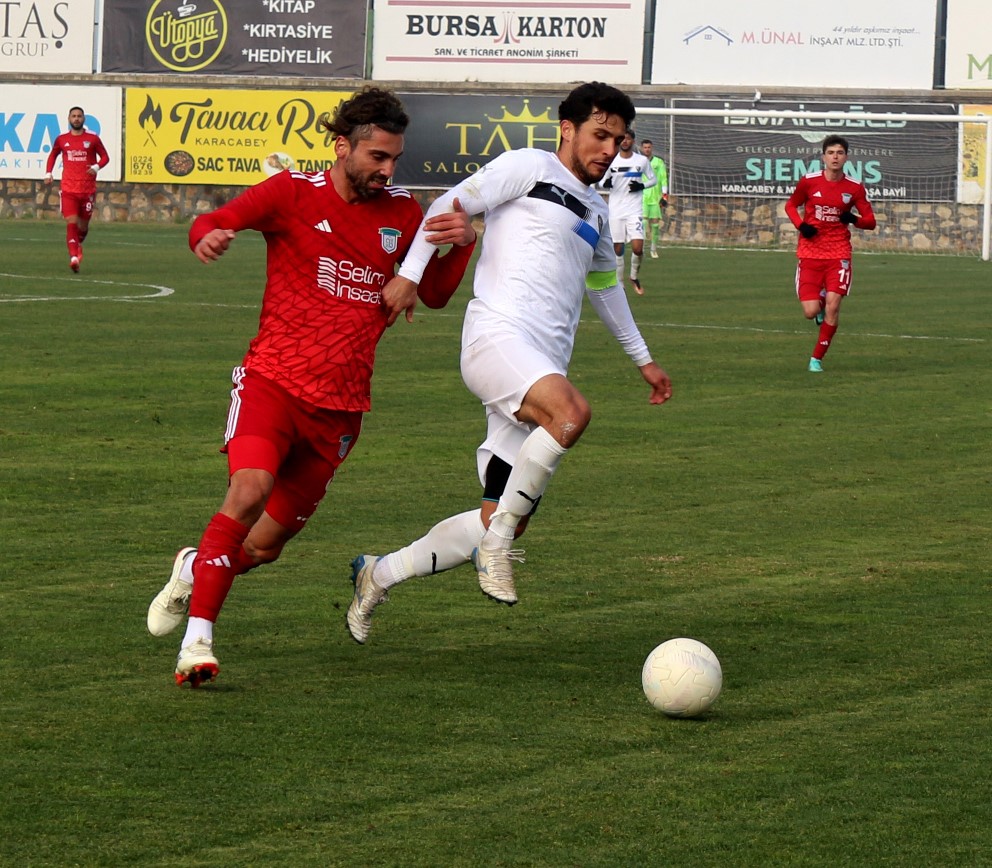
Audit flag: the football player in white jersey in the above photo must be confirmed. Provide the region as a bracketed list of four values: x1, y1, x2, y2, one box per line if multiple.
[599, 128, 657, 295]
[345, 82, 672, 643]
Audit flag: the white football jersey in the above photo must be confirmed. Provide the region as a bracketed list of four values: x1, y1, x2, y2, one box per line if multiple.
[401, 148, 617, 372]
[600, 151, 657, 220]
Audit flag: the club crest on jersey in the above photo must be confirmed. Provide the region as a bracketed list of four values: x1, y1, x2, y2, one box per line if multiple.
[842, 193, 852, 204]
[338, 434, 354, 459]
[379, 227, 401, 254]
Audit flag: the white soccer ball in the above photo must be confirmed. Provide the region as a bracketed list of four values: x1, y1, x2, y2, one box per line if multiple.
[642, 637, 722, 718]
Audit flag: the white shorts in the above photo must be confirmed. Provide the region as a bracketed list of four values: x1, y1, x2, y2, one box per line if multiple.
[460, 326, 561, 485]
[609, 212, 644, 244]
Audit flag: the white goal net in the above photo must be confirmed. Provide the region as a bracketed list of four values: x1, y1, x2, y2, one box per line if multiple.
[633, 101, 992, 259]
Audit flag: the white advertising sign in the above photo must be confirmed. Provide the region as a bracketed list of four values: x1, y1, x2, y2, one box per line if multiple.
[0, 0, 96, 73]
[373, 0, 646, 83]
[945, 0, 992, 89]
[652, 0, 936, 89]
[0, 85, 122, 180]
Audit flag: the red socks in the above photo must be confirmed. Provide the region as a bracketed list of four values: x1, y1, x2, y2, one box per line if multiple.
[189, 513, 252, 622]
[813, 322, 838, 360]
[66, 224, 80, 258]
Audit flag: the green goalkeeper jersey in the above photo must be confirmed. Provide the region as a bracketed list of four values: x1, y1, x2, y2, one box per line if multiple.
[642, 156, 668, 206]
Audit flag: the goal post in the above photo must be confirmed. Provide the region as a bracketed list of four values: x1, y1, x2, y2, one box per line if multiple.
[633, 105, 992, 261]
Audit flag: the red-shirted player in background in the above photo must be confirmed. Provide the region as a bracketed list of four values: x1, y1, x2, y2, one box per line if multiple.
[145, 88, 477, 686]
[785, 134, 876, 373]
[44, 106, 110, 273]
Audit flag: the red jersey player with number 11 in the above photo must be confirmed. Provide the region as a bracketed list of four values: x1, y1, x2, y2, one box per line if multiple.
[786, 134, 876, 373]
[45, 106, 110, 273]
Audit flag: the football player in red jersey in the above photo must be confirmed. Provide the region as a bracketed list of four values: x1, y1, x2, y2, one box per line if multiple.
[146, 87, 477, 687]
[785, 135, 876, 372]
[44, 107, 110, 273]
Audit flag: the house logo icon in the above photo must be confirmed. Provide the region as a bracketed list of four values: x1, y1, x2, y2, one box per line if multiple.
[683, 25, 733, 46]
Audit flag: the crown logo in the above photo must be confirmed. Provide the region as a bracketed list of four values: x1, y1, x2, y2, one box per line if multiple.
[486, 100, 554, 125]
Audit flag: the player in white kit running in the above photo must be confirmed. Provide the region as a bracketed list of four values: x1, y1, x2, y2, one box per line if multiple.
[346, 82, 673, 643]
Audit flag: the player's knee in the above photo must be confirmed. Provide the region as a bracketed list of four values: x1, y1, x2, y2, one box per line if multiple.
[555, 396, 591, 446]
[225, 471, 272, 521]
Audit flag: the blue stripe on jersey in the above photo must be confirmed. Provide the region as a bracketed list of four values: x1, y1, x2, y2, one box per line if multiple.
[572, 217, 600, 249]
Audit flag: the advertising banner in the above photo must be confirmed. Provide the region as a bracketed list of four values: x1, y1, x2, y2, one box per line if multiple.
[0, 0, 96, 74]
[959, 106, 992, 204]
[392, 92, 665, 188]
[0, 85, 122, 180]
[945, 0, 992, 89]
[670, 100, 958, 203]
[653, 0, 936, 89]
[124, 88, 353, 184]
[373, 0, 646, 83]
[102, 0, 366, 77]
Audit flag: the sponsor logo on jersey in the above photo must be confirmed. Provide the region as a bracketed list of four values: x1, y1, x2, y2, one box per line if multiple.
[314, 219, 332, 233]
[527, 182, 588, 220]
[317, 256, 387, 305]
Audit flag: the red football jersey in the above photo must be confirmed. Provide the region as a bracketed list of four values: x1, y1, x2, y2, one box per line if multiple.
[46, 131, 109, 196]
[189, 169, 465, 412]
[785, 171, 875, 260]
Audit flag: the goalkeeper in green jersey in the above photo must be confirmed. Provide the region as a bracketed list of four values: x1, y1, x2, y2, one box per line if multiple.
[641, 139, 668, 258]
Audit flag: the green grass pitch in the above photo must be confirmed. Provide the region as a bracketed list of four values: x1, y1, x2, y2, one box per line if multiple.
[1, 219, 990, 865]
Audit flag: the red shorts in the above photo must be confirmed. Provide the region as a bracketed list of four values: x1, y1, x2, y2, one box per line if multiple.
[223, 367, 362, 533]
[795, 258, 853, 302]
[59, 192, 95, 220]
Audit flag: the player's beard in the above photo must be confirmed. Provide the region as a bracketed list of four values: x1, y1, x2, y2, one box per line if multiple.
[570, 155, 605, 187]
[69, 119, 85, 131]
[344, 160, 388, 201]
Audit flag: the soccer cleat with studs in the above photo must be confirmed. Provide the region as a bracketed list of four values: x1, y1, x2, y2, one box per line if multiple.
[69, 255, 80, 273]
[473, 545, 524, 605]
[174, 637, 219, 687]
[630, 277, 644, 296]
[147, 547, 196, 637]
[808, 358, 823, 373]
[347, 554, 388, 644]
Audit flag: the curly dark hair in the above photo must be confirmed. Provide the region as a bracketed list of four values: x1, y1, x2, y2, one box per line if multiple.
[558, 82, 635, 130]
[320, 87, 410, 146]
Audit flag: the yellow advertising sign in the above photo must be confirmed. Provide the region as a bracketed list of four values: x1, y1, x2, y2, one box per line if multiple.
[125, 87, 354, 184]
[960, 105, 991, 203]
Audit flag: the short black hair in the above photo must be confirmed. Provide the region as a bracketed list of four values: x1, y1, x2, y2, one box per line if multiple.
[321, 87, 409, 146]
[822, 134, 849, 153]
[558, 82, 636, 130]
[641, 138, 653, 146]
[68, 106, 84, 114]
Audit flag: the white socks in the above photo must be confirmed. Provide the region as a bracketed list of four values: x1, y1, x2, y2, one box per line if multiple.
[180, 550, 195, 584]
[182, 616, 213, 647]
[376, 509, 486, 589]
[631, 252, 642, 279]
[371, 427, 568, 586]
[616, 253, 625, 285]
[485, 426, 567, 547]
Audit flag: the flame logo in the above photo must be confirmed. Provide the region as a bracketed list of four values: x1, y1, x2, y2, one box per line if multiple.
[138, 95, 164, 146]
